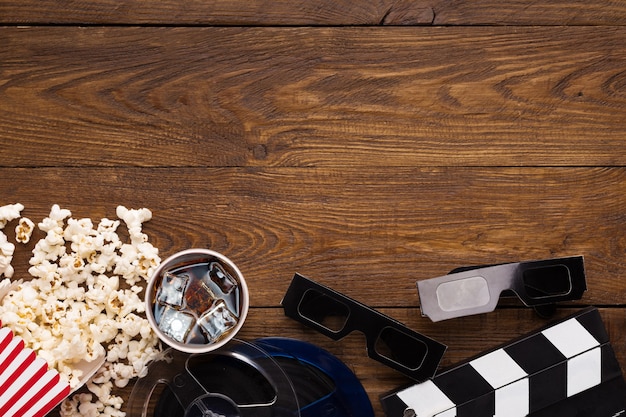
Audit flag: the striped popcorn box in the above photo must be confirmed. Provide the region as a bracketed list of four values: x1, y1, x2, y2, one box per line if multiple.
[0, 321, 71, 417]
[381, 307, 626, 417]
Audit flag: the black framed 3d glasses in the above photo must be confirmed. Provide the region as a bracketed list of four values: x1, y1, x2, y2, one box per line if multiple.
[281, 273, 447, 382]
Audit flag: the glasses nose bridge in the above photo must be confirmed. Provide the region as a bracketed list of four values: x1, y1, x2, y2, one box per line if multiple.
[483, 271, 512, 298]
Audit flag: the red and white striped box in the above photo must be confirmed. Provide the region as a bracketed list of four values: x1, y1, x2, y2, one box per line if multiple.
[0, 321, 71, 417]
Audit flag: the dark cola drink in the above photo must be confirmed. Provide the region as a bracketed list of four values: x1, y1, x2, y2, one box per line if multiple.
[152, 259, 242, 345]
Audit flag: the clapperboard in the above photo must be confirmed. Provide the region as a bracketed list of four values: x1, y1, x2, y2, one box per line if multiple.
[381, 307, 626, 417]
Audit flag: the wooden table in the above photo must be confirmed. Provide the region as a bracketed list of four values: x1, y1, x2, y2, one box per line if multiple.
[1, 2, 625, 416]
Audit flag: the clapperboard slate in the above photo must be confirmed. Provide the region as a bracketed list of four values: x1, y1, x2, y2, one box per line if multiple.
[381, 307, 626, 417]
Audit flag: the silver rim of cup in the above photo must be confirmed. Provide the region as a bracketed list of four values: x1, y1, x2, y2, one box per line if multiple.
[145, 248, 249, 354]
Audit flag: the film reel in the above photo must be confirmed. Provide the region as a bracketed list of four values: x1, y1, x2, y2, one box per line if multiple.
[127, 338, 374, 417]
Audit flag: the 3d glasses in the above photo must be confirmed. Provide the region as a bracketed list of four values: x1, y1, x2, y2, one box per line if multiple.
[282, 273, 447, 382]
[381, 307, 626, 417]
[417, 256, 586, 322]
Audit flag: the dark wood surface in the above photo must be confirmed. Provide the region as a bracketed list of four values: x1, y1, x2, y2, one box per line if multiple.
[1, 2, 625, 416]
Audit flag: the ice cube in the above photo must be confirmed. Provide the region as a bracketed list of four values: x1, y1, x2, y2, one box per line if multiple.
[198, 301, 238, 342]
[157, 272, 189, 308]
[159, 307, 195, 343]
[207, 262, 237, 294]
[185, 279, 216, 314]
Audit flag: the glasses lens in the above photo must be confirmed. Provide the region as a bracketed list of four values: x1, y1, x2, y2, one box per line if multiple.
[374, 327, 428, 370]
[435, 276, 491, 312]
[298, 289, 350, 333]
[522, 265, 572, 299]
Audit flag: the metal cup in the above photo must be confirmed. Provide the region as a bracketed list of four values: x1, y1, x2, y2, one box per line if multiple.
[145, 249, 249, 354]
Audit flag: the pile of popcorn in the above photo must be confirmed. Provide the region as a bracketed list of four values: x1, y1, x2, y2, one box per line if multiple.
[0, 203, 164, 417]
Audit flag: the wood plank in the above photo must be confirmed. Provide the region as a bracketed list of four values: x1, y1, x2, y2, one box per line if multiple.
[2, 167, 624, 307]
[44, 307, 626, 417]
[2, 0, 626, 26]
[433, 0, 626, 26]
[2, 27, 626, 167]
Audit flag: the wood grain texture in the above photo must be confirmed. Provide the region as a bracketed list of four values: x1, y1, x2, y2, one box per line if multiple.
[2, 27, 626, 167]
[2, 167, 624, 307]
[2, 0, 626, 26]
[2, 3, 626, 416]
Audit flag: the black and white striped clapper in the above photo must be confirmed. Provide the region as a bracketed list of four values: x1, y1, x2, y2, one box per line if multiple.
[381, 307, 626, 417]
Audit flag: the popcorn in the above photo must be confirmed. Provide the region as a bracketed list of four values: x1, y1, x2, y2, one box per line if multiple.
[15, 217, 35, 243]
[116, 206, 152, 246]
[0, 203, 24, 228]
[0, 232, 16, 278]
[0, 204, 164, 417]
[61, 390, 125, 417]
[0, 203, 25, 278]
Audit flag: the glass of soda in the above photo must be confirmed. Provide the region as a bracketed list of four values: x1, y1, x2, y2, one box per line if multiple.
[145, 249, 249, 353]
